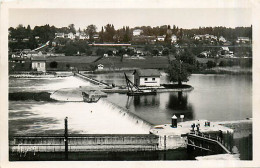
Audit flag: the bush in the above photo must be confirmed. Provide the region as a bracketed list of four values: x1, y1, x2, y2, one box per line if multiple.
[219, 60, 227, 67]
[162, 49, 169, 56]
[206, 60, 216, 69]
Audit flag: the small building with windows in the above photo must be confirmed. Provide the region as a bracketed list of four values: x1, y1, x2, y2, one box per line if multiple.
[133, 29, 143, 36]
[133, 69, 161, 87]
[97, 64, 104, 70]
[31, 56, 46, 72]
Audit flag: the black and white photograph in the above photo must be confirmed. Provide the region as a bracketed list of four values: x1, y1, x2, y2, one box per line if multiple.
[0, 0, 259, 167]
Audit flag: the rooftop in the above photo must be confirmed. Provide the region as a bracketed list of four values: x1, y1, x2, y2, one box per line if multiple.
[133, 69, 161, 77]
[31, 56, 46, 61]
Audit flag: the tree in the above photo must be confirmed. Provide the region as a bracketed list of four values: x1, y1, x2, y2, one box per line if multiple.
[99, 26, 104, 43]
[85, 24, 97, 42]
[152, 49, 159, 56]
[219, 60, 227, 67]
[162, 48, 169, 56]
[166, 60, 192, 86]
[104, 24, 116, 42]
[68, 24, 76, 34]
[206, 60, 216, 68]
[96, 48, 106, 56]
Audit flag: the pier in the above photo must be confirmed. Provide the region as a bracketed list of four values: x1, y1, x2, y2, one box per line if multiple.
[74, 72, 110, 86]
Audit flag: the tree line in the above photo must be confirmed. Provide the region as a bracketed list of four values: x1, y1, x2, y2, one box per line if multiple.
[9, 24, 252, 50]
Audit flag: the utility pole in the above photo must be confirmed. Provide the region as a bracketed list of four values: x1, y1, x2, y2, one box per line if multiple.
[64, 117, 68, 160]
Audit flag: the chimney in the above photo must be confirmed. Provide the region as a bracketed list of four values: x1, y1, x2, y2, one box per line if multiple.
[172, 115, 177, 128]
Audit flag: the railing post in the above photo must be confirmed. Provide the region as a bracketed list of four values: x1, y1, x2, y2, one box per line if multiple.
[164, 135, 166, 150]
[64, 117, 68, 160]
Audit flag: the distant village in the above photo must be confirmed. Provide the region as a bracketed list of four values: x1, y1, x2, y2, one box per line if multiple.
[8, 24, 252, 73]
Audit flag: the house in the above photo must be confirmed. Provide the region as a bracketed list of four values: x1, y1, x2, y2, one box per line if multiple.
[133, 29, 143, 36]
[171, 34, 177, 43]
[157, 36, 165, 42]
[11, 57, 25, 64]
[31, 56, 46, 72]
[198, 51, 210, 58]
[27, 51, 40, 58]
[221, 47, 229, 51]
[194, 35, 203, 40]
[22, 38, 29, 42]
[133, 69, 161, 87]
[79, 33, 88, 40]
[67, 32, 75, 40]
[236, 37, 250, 43]
[219, 36, 227, 43]
[55, 33, 65, 38]
[23, 49, 32, 54]
[132, 35, 156, 44]
[93, 34, 99, 39]
[97, 64, 104, 70]
[219, 47, 234, 57]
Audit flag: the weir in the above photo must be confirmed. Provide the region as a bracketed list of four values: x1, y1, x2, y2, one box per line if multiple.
[9, 134, 159, 153]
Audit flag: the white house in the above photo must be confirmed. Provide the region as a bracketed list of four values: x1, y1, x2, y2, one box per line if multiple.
[93, 34, 99, 39]
[55, 33, 65, 38]
[67, 32, 75, 40]
[219, 36, 227, 43]
[236, 37, 250, 43]
[157, 36, 165, 42]
[199, 51, 211, 58]
[221, 47, 229, 51]
[133, 69, 161, 87]
[171, 34, 177, 43]
[97, 64, 104, 70]
[133, 29, 143, 36]
[31, 56, 46, 72]
[80, 33, 88, 40]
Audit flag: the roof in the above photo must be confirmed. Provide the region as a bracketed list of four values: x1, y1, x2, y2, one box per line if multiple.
[31, 56, 46, 61]
[238, 37, 250, 40]
[133, 69, 161, 77]
[133, 29, 143, 32]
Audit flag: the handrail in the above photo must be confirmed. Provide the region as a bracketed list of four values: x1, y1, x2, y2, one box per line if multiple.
[188, 132, 231, 154]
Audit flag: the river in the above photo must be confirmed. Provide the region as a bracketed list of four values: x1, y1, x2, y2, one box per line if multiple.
[8, 73, 252, 160]
[87, 72, 252, 124]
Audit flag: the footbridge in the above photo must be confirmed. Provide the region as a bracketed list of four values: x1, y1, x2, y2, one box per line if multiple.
[187, 131, 231, 155]
[74, 72, 110, 86]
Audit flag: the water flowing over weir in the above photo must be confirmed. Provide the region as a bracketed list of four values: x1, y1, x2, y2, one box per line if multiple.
[49, 86, 153, 134]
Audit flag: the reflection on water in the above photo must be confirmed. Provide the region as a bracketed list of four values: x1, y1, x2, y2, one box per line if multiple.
[167, 92, 194, 121]
[108, 92, 194, 125]
[95, 73, 252, 124]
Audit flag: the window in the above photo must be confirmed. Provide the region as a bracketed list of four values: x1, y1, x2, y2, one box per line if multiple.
[145, 78, 148, 81]
[152, 78, 155, 81]
[37, 63, 40, 67]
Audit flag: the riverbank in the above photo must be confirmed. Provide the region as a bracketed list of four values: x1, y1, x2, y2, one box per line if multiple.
[194, 66, 252, 75]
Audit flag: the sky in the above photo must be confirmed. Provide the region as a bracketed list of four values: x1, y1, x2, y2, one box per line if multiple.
[9, 8, 252, 30]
